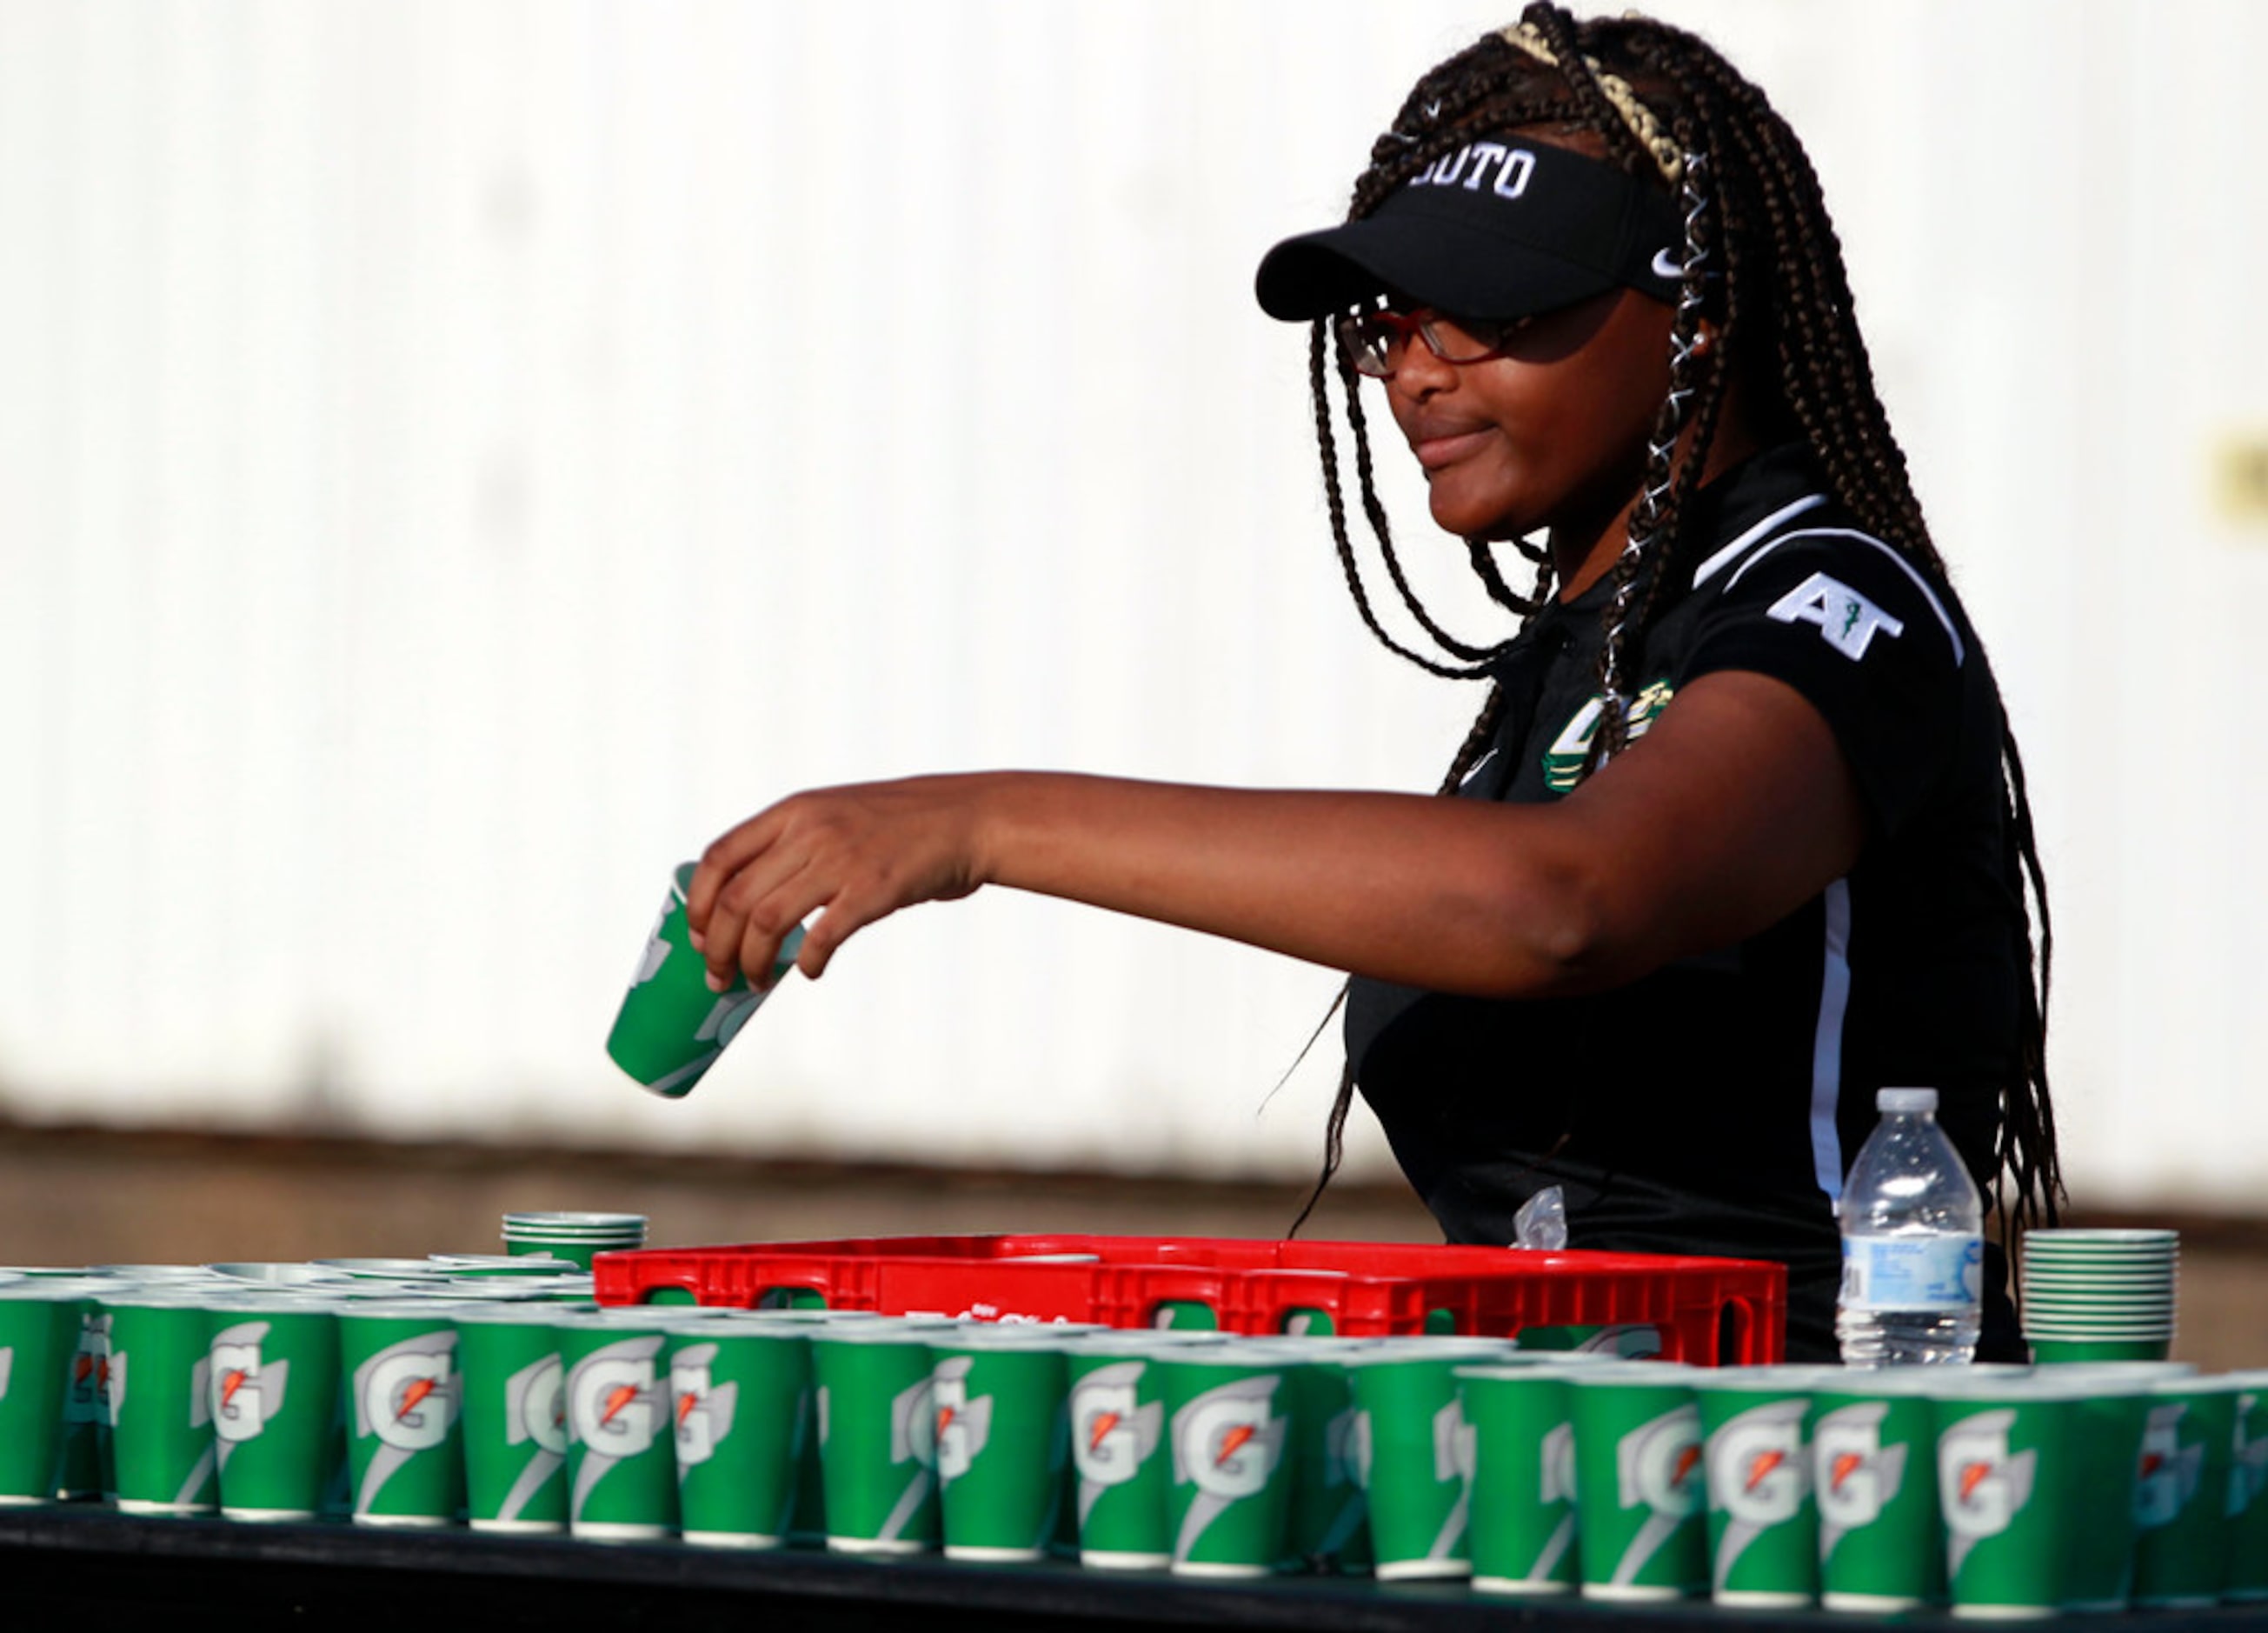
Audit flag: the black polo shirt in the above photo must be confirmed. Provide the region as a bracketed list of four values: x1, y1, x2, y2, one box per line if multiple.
[1345, 443, 2028, 1360]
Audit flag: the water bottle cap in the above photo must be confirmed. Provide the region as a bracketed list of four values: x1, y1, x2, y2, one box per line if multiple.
[1876, 1087, 1939, 1113]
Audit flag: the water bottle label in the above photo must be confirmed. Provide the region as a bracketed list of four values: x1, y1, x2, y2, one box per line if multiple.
[1839, 1234, 1982, 1312]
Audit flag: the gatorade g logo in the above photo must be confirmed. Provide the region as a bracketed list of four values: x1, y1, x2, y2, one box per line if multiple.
[893, 1376, 938, 1468]
[485, 1351, 569, 1526]
[1170, 1374, 1287, 1563]
[209, 1321, 291, 1468]
[668, 1344, 738, 1470]
[1815, 1400, 1908, 1560]
[1706, 1398, 1809, 1590]
[1071, 1362, 1161, 1525]
[1540, 1421, 1577, 1505]
[1606, 1403, 1703, 1589]
[2231, 1393, 2268, 1520]
[67, 1316, 112, 1427]
[568, 1339, 661, 1459]
[506, 1354, 569, 1456]
[1542, 681, 1674, 793]
[566, 1336, 662, 1519]
[931, 1356, 994, 1484]
[1939, 1410, 2036, 1576]
[1766, 570, 1905, 661]
[350, 1330, 461, 1517]
[2134, 1403, 2204, 1530]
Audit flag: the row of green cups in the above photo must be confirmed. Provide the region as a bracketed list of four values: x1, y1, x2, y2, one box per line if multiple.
[1494, 1359, 2268, 1616]
[0, 1263, 592, 1516]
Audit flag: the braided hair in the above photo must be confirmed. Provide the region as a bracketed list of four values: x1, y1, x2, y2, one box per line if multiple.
[1290, 4, 2063, 1247]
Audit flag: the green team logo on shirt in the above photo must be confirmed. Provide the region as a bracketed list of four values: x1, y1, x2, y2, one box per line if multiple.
[1542, 680, 1675, 793]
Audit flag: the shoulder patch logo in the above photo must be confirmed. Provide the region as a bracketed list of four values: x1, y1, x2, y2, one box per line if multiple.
[1766, 571, 1904, 660]
[1542, 680, 1674, 794]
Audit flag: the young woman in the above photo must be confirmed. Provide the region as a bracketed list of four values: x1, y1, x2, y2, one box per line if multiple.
[685, 5, 2059, 1362]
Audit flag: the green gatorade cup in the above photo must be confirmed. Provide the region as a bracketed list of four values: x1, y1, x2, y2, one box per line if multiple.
[930, 1325, 1081, 1563]
[606, 862, 802, 1097]
[1340, 1338, 1518, 1582]
[2051, 1362, 2195, 1611]
[205, 1292, 343, 1522]
[338, 1300, 472, 1528]
[2131, 1376, 2243, 1609]
[1568, 1363, 1707, 1602]
[557, 1310, 678, 1542]
[1279, 1337, 1373, 1576]
[667, 1319, 812, 1548]
[102, 1290, 220, 1516]
[1811, 1371, 1946, 1611]
[1457, 1362, 1588, 1595]
[1932, 1373, 2094, 1619]
[453, 1303, 569, 1534]
[2225, 1372, 2268, 1603]
[1694, 1365, 1838, 1609]
[55, 1295, 115, 1501]
[1066, 1332, 1226, 1570]
[810, 1318, 959, 1555]
[0, 1282, 105, 1505]
[1158, 1341, 1306, 1578]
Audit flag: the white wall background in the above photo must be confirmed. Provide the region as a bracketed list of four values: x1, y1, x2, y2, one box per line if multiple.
[0, 0, 2262, 1206]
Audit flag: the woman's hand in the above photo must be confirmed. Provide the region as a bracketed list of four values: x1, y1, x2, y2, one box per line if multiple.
[684, 775, 1001, 990]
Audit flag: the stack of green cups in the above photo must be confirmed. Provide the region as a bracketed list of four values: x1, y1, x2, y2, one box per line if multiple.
[0, 1281, 108, 1506]
[501, 1213, 648, 1270]
[606, 861, 804, 1098]
[2019, 1228, 2178, 1363]
[1567, 1363, 1707, 1601]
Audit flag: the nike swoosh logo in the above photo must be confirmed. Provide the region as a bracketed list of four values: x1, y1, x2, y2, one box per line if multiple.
[1652, 247, 1682, 280]
[1459, 747, 1500, 789]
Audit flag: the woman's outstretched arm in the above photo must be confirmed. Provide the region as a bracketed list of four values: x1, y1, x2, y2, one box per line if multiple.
[683, 668, 1865, 1001]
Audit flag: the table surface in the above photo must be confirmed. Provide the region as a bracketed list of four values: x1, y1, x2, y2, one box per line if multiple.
[1, 1505, 2265, 1633]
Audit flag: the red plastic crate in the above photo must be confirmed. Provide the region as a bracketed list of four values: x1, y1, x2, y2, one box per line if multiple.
[592, 1234, 1785, 1365]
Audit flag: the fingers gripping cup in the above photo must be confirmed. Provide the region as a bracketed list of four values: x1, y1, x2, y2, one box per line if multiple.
[608, 863, 804, 1098]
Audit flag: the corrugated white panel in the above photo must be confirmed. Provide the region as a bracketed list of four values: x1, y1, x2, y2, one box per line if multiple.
[0, 1, 2262, 1203]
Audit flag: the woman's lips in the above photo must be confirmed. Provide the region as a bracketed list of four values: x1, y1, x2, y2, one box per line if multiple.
[1410, 424, 1494, 470]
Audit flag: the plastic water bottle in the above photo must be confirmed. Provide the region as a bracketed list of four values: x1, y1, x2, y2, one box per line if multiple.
[1835, 1087, 1983, 1366]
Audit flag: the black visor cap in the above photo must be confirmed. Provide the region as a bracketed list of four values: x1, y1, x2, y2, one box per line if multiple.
[1255, 138, 1683, 323]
